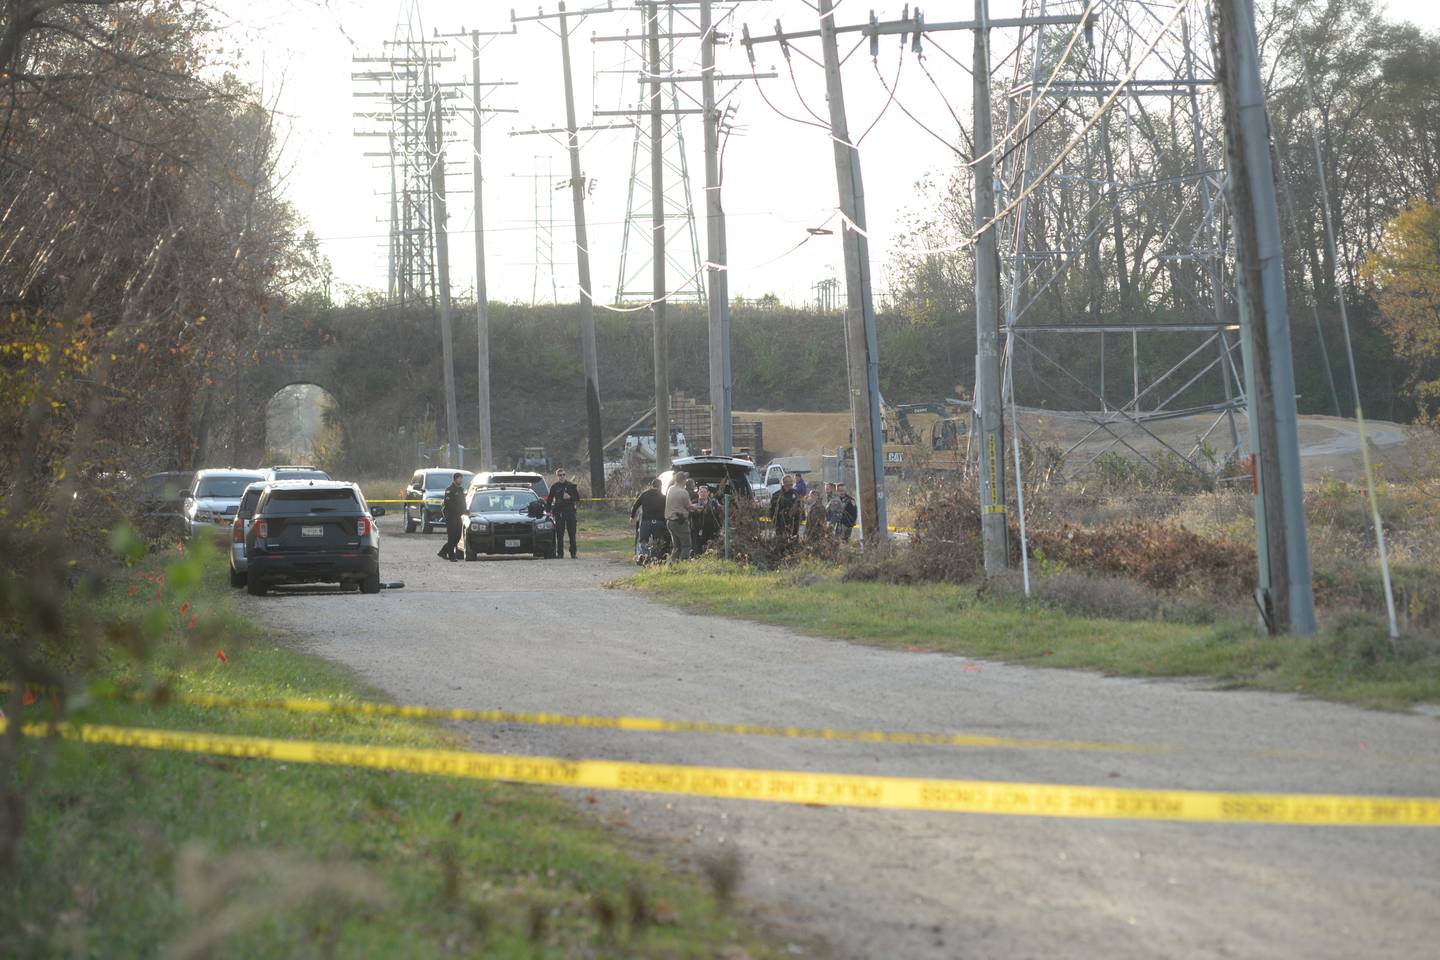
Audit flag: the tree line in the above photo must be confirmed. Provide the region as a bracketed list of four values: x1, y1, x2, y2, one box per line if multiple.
[887, 0, 1440, 424]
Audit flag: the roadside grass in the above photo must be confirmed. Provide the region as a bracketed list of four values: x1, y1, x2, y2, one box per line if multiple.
[3, 543, 776, 958]
[579, 505, 639, 558]
[624, 560, 1440, 710]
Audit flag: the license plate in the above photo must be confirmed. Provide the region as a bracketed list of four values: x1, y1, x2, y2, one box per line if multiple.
[504, 538, 520, 548]
[302, 525, 324, 538]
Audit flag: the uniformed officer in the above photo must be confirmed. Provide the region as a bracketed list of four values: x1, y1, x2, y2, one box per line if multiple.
[545, 468, 580, 559]
[438, 472, 466, 561]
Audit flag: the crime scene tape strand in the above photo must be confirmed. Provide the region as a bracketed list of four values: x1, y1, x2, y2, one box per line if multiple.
[7, 719, 1439, 827]
[106, 689, 1168, 755]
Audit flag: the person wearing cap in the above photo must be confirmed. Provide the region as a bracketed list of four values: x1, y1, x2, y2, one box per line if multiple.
[438, 472, 466, 561]
[545, 468, 581, 559]
[664, 471, 699, 561]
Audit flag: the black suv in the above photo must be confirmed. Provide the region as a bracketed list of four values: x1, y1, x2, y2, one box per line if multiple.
[403, 468, 474, 534]
[245, 481, 381, 595]
[461, 486, 556, 560]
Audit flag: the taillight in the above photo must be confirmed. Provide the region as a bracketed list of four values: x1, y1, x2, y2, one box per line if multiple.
[231, 518, 244, 543]
[254, 518, 268, 539]
[356, 516, 371, 537]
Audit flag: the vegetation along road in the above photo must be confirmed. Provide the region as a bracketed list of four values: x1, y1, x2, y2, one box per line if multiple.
[252, 521, 1440, 959]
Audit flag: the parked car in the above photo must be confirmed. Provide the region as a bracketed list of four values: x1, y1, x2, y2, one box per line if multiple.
[137, 470, 194, 538]
[468, 471, 549, 500]
[262, 465, 332, 482]
[403, 468, 473, 533]
[460, 485, 555, 560]
[184, 469, 265, 540]
[657, 456, 757, 500]
[227, 481, 269, 588]
[244, 481, 383, 595]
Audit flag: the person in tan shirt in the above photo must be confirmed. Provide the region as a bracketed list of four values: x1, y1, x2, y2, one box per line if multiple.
[664, 471, 698, 561]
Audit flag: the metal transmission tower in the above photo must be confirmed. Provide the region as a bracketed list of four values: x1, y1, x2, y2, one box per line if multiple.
[352, 11, 455, 308]
[594, 5, 705, 305]
[530, 156, 562, 305]
[993, 0, 1245, 484]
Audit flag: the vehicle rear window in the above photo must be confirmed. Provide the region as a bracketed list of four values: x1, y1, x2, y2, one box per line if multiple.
[238, 489, 263, 518]
[469, 491, 538, 513]
[195, 476, 259, 499]
[263, 489, 361, 515]
[426, 472, 472, 490]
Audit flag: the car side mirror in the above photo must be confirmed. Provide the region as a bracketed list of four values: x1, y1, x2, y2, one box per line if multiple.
[371, 505, 387, 517]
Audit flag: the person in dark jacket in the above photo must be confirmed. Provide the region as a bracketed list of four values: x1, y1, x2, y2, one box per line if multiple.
[438, 472, 466, 561]
[631, 478, 667, 551]
[769, 474, 803, 542]
[545, 468, 581, 558]
[691, 485, 723, 554]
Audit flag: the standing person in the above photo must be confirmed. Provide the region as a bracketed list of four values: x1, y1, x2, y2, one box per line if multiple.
[831, 482, 859, 540]
[793, 473, 808, 498]
[692, 485, 723, 554]
[438, 472, 466, 561]
[665, 471, 698, 561]
[804, 489, 828, 542]
[630, 478, 667, 555]
[769, 474, 803, 542]
[545, 468, 580, 559]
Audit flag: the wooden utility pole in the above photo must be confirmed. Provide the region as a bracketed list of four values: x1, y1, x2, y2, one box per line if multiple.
[817, 0, 886, 542]
[1215, 0, 1315, 634]
[558, 2, 606, 496]
[425, 59, 462, 468]
[471, 30, 493, 471]
[647, 3, 671, 475]
[973, 0, 1007, 573]
[701, 0, 732, 455]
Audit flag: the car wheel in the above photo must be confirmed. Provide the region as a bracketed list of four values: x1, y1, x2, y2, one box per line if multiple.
[403, 508, 418, 534]
[421, 514, 433, 534]
[246, 573, 267, 596]
[229, 567, 246, 589]
[463, 541, 476, 561]
[359, 570, 381, 594]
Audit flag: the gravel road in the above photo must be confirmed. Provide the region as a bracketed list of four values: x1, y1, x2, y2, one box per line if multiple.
[247, 521, 1440, 959]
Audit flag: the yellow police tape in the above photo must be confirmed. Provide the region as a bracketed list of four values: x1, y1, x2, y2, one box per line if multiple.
[98, 688, 1167, 755]
[7, 719, 1439, 826]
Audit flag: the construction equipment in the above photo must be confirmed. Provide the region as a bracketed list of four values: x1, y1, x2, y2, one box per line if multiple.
[838, 400, 972, 479]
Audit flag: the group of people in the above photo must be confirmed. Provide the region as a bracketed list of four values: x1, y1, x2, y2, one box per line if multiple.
[435, 466, 860, 566]
[434, 468, 583, 562]
[768, 474, 858, 543]
[629, 471, 726, 562]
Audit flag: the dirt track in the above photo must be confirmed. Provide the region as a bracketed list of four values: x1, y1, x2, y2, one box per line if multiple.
[742, 408, 1417, 482]
[249, 524, 1440, 959]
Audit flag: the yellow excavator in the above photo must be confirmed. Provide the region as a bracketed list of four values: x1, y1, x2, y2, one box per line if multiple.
[839, 399, 973, 478]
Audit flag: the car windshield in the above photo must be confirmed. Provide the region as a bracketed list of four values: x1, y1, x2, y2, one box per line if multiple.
[271, 469, 329, 481]
[426, 472, 472, 491]
[264, 489, 361, 515]
[195, 476, 260, 499]
[468, 491, 538, 514]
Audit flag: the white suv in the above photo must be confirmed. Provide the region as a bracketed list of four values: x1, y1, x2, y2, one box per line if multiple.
[184, 469, 265, 540]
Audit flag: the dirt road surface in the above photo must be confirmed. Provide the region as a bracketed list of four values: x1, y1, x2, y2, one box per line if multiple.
[742, 408, 1417, 483]
[249, 526, 1440, 959]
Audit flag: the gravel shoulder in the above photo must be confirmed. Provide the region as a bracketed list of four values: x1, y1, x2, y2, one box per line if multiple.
[248, 519, 1440, 959]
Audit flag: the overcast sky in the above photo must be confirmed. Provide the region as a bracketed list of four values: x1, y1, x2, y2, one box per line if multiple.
[220, 0, 1440, 308]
